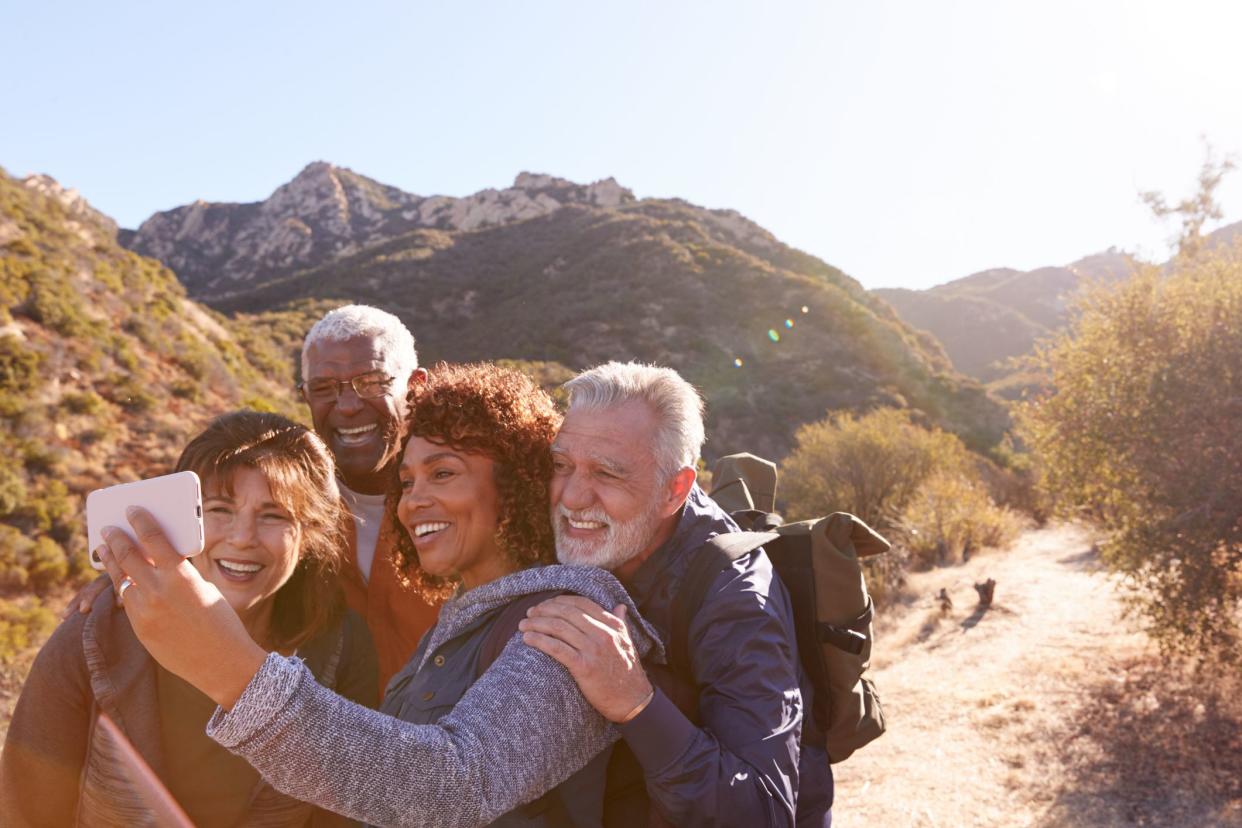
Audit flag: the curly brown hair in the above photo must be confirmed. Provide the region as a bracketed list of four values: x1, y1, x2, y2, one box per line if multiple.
[386, 362, 562, 601]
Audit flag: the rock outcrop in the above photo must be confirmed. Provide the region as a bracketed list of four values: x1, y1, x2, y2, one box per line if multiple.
[22, 174, 118, 244]
[121, 163, 637, 296]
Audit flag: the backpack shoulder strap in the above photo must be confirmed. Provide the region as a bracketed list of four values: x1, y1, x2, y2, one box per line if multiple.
[476, 589, 567, 676]
[669, 531, 778, 681]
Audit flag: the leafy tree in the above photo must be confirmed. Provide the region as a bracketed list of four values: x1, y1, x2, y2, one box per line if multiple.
[1140, 141, 1236, 260]
[1017, 254, 1242, 659]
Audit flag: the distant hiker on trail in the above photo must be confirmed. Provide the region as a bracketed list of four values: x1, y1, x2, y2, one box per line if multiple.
[1, 411, 378, 828]
[70, 304, 441, 690]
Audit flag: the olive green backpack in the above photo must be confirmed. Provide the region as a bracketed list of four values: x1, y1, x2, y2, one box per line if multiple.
[671, 452, 888, 763]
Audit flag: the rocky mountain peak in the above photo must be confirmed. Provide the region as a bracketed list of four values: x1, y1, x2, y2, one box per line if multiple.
[292, 160, 338, 181]
[123, 165, 645, 296]
[512, 171, 571, 190]
[21, 174, 118, 241]
[511, 171, 634, 208]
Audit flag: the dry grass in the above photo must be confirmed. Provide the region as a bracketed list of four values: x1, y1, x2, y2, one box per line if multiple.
[832, 524, 1242, 827]
[1041, 656, 1242, 826]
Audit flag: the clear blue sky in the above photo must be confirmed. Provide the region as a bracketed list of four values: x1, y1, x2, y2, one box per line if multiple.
[4, 0, 1241, 289]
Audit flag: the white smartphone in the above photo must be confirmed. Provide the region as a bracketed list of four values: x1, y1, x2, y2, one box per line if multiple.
[86, 471, 205, 570]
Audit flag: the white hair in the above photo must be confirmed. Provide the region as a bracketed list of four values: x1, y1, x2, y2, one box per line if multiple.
[564, 361, 705, 481]
[301, 305, 418, 385]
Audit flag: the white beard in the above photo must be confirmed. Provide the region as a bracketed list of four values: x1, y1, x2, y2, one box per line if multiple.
[552, 500, 664, 571]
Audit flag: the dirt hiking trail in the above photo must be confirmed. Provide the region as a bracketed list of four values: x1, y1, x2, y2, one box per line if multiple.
[831, 524, 1242, 828]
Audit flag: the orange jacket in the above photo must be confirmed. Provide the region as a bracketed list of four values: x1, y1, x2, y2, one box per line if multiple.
[340, 513, 440, 692]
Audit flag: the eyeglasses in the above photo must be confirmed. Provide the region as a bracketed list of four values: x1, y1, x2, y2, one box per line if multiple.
[299, 371, 395, 402]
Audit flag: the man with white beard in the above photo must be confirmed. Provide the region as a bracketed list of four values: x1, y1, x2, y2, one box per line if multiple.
[520, 361, 833, 827]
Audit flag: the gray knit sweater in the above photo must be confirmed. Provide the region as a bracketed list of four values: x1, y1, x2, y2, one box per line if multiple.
[207, 565, 663, 828]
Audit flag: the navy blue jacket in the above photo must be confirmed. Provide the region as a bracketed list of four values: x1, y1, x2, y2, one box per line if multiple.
[617, 485, 833, 827]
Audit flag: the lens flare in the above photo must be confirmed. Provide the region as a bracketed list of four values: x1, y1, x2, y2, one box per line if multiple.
[767, 329, 780, 342]
[784, 319, 794, 329]
[733, 358, 744, 368]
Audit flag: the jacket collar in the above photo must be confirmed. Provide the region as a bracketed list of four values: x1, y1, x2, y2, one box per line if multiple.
[625, 483, 738, 607]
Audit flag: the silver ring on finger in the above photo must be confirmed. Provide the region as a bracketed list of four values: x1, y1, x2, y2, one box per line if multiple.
[118, 576, 136, 603]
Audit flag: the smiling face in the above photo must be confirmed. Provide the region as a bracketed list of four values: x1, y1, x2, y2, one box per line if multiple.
[303, 335, 415, 495]
[396, 436, 511, 591]
[549, 400, 682, 574]
[192, 466, 303, 632]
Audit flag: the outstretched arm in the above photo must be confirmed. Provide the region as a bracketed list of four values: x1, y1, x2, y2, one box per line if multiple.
[207, 634, 615, 828]
[95, 510, 617, 828]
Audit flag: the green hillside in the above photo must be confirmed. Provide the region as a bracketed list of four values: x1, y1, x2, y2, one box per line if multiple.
[209, 199, 1010, 461]
[0, 169, 313, 655]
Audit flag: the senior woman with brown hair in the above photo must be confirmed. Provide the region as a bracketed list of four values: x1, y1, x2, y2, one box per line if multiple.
[94, 363, 662, 828]
[1, 411, 377, 827]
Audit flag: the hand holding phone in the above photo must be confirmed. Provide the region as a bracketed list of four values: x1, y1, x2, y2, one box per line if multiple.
[86, 471, 204, 570]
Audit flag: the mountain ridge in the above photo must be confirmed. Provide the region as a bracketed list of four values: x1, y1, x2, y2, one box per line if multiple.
[121, 162, 639, 296]
[138, 168, 1008, 461]
[874, 249, 1137, 386]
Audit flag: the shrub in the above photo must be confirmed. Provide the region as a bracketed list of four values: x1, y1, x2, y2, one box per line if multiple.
[896, 472, 1022, 567]
[0, 597, 56, 664]
[171, 379, 201, 401]
[19, 479, 74, 541]
[26, 537, 68, 594]
[0, 253, 34, 311]
[22, 270, 94, 337]
[77, 424, 110, 446]
[0, 460, 26, 516]
[782, 408, 1020, 605]
[173, 335, 211, 380]
[781, 407, 971, 527]
[109, 335, 138, 371]
[21, 440, 66, 476]
[1017, 253, 1242, 659]
[116, 383, 156, 414]
[240, 396, 279, 414]
[61, 389, 106, 415]
[0, 335, 42, 417]
[0, 525, 33, 589]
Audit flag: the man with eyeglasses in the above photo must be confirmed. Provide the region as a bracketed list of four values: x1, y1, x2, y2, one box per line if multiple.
[299, 305, 438, 690]
[66, 305, 438, 690]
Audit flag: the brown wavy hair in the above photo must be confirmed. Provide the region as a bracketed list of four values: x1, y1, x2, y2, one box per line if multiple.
[175, 411, 345, 651]
[386, 362, 562, 601]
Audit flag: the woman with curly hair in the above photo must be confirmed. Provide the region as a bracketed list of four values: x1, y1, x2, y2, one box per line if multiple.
[373, 361, 651, 826]
[92, 363, 662, 828]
